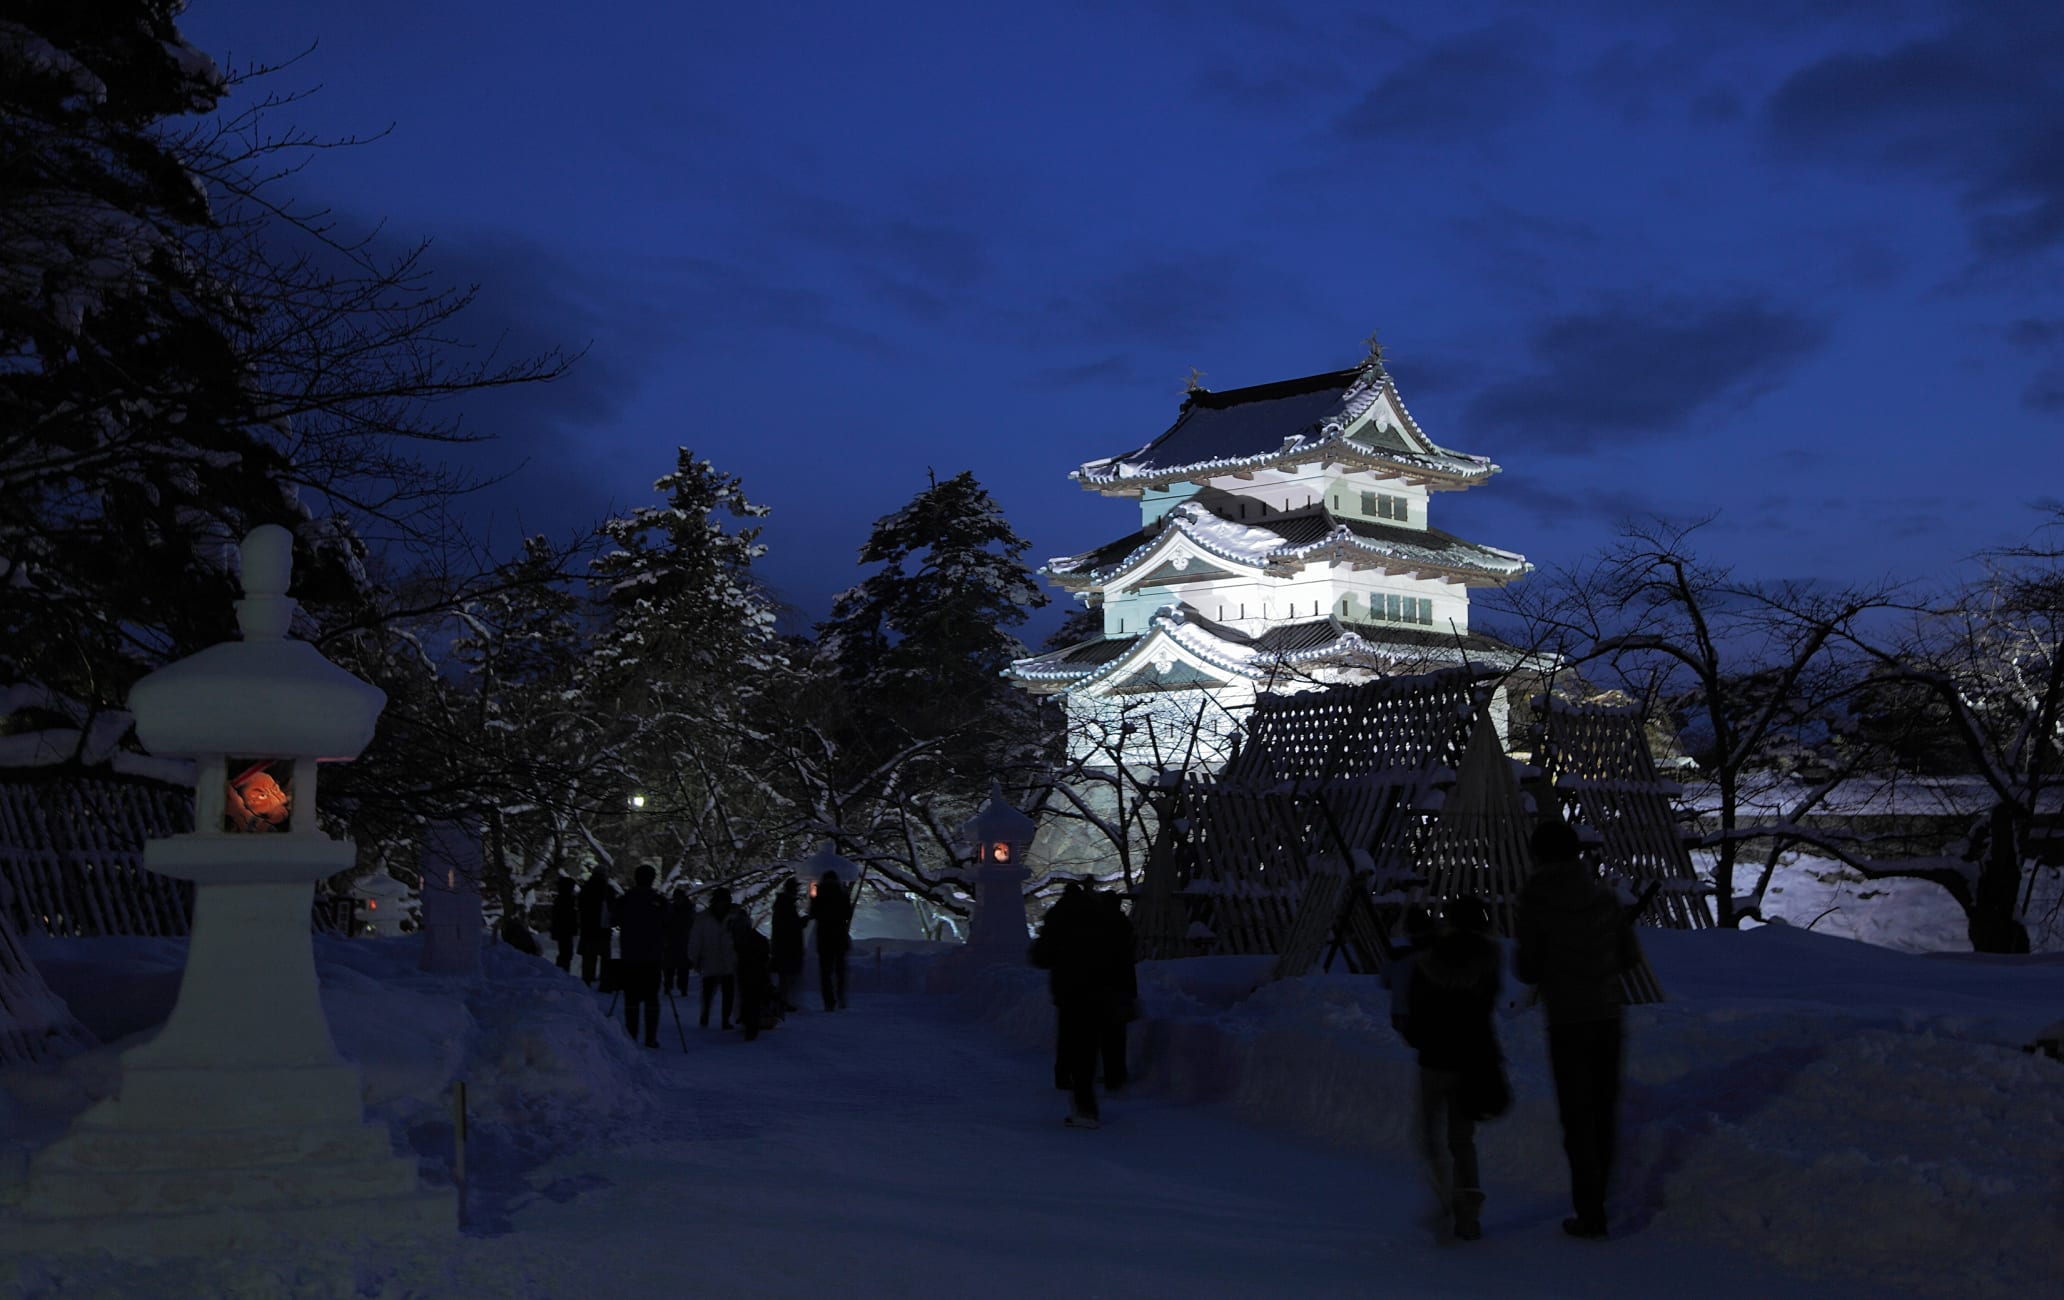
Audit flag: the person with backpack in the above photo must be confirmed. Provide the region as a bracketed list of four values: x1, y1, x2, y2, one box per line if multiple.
[808, 871, 852, 1011]
[687, 887, 740, 1029]
[611, 864, 668, 1048]
[549, 875, 579, 972]
[662, 888, 697, 997]
[1030, 880, 1111, 1129]
[770, 878, 805, 1014]
[1516, 817, 1644, 1241]
[1399, 896, 1506, 1242]
[729, 907, 774, 1042]
[577, 869, 616, 987]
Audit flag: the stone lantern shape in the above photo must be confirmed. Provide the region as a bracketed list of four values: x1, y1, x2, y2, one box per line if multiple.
[959, 781, 1035, 961]
[21, 525, 441, 1244]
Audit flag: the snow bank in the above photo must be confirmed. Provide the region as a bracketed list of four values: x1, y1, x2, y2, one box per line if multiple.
[962, 927, 2064, 1300]
[4, 934, 657, 1227]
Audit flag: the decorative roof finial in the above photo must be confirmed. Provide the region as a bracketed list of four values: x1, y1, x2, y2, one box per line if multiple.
[1183, 366, 1207, 395]
[1363, 330, 1388, 373]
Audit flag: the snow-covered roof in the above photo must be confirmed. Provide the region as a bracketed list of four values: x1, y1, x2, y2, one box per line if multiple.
[1072, 361, 1496, 490]
[1006, 605, 1528, 693]
[1046, 502, 1531, 589]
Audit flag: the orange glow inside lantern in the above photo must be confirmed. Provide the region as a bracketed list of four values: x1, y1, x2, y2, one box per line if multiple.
[990, 842, 1011, 864]
[224, 758, 293, 833]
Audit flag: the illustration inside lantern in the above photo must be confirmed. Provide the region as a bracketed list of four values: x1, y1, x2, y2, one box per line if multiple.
[225, 758, 294, 833]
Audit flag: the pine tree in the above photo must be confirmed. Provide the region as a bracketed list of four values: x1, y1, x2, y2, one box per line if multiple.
[818, 469, 1048, 767]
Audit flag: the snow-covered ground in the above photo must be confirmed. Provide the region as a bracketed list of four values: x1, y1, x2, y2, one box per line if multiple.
[4, 926, 2061, 1298]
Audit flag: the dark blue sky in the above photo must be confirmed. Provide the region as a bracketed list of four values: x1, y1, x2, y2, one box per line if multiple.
[184, 0, 2064, 639]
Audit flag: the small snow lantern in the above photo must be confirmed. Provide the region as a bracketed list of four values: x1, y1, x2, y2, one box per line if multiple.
[959, 781, 1035, 960]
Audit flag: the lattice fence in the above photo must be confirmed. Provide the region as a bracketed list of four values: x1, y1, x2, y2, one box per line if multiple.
[1535, 696, 1713, 930]
[1419, 713, 1535, 938]
[0, 778, 195, 937]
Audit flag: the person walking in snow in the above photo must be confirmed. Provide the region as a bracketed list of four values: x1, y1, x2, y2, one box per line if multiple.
[1030, 880, 1111, 1128]
[770, 878, 805, 1013]
[611, 864, 668, 1048]
[1096, 889, 1139, 1091]
[550, 875, 579, 973]
[808, 871, 852, 1011]
[1386, 903, 1439, 1041]
[729, 907, 774, 1041]
[662, 888, 697, 997]
[687, 886, 740, 1029]
[1400, 896, 1506, 1241]
[1516, 817, 1643, 1240]
[577, 869, 616, 987]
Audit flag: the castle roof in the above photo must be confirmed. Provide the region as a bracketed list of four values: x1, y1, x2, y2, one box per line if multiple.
[1073, 361, 1496, 491]
[1045, 503, 1531, 590]
[1007, 604, 1527, 695]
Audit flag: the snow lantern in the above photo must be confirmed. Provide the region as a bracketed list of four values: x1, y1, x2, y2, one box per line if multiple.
[959, 781, 1034, 959]
[797, 841, 860, 898]
[350, 866, 415, 937]
[18, 524, 442, 1243]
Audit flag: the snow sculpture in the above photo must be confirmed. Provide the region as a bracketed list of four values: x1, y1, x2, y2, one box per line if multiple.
[17, 525, 444, 1248]
[417, 819, 485, 975]
[959, 782, 1034, 962]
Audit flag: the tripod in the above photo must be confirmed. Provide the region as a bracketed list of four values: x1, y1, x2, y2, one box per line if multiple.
[607, 977, 689, 1051]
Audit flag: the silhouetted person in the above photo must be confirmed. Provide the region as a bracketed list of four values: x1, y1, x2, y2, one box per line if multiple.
[1096, 890, 1138, 1091]
[500, 912, 542, 956]
[612, 864, 667, 1047]
[1401, 897, 1504, 1242]
[729, 907, 773, 1041]
[1387, 903, 1440, 1040]
[1030, 880, 1109, 1128]
[550, 876, 579, 972]
[1516, 818, 1643, 1240]
[687, 887, 739, 1029]
[808, 871, 852, 1011]
[662, 888, 696, 997]
[577, 870, 616, 986]
[770, 878, 805, 1013]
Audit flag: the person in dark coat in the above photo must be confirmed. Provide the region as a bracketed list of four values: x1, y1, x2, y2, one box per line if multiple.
[662, 889, 697, 997]
[686, 887, 739, 1029]
[1096, 890, 1138, 1091]
[807, 871, 852, 1011]
[1401, 896, 1504, 1242]
[550, 876, 579, 972]
[1516, 817, 1643, 1240]
[1386, 903, 1439, 1040]
[770, 879, 805, 1013]
[1029, 880, 1110, 1128]
[729, 907, 773, 1041]
[577, 870, 616, 986]
[611, 864, 668, 1047]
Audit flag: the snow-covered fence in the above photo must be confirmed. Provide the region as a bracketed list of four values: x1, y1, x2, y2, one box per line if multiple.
[1534, 696, 1713, 929]
[0, 778, 194, 937]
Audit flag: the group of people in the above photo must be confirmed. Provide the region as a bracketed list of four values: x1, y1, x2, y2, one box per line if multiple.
[1028, 879, 1139, 1130]
[550, 867, 856, 1047]
[1389, 816, 1644, 1243]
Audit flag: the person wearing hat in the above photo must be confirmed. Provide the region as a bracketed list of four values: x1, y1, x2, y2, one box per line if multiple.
[1516, 817, 1643, 1240]
[1400, 896, 1505, 1241]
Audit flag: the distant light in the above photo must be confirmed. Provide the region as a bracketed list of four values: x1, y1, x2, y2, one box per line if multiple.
[367, 899, 377, 909]
[630, 794, 646, 809]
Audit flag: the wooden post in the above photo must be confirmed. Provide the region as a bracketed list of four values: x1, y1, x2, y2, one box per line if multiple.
[453, 1079, 468, 1228]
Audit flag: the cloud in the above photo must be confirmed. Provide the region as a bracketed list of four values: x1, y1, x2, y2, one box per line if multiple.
[1030, 252, 1289, 350]
[2007, 317, 2064, 412]
[1484, 474, 1671, 531]
[1463, 293, 1828, 451]
[1334, 23, 1549, 144]
[1763, 9, 2064, 265]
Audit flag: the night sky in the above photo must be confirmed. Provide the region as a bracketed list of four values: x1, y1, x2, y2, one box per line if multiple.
[182, 0, 2064, 639]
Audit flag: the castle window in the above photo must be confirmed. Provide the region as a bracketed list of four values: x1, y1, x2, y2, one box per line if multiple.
[1361, 490, 1378, 516]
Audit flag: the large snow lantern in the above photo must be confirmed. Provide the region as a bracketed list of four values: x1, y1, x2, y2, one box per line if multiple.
[17, 525, 441, 1244]
[959, 781, 1034, 959]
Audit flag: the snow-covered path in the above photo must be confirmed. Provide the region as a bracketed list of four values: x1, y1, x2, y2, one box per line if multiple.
[417, 989, 1904, 1300]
